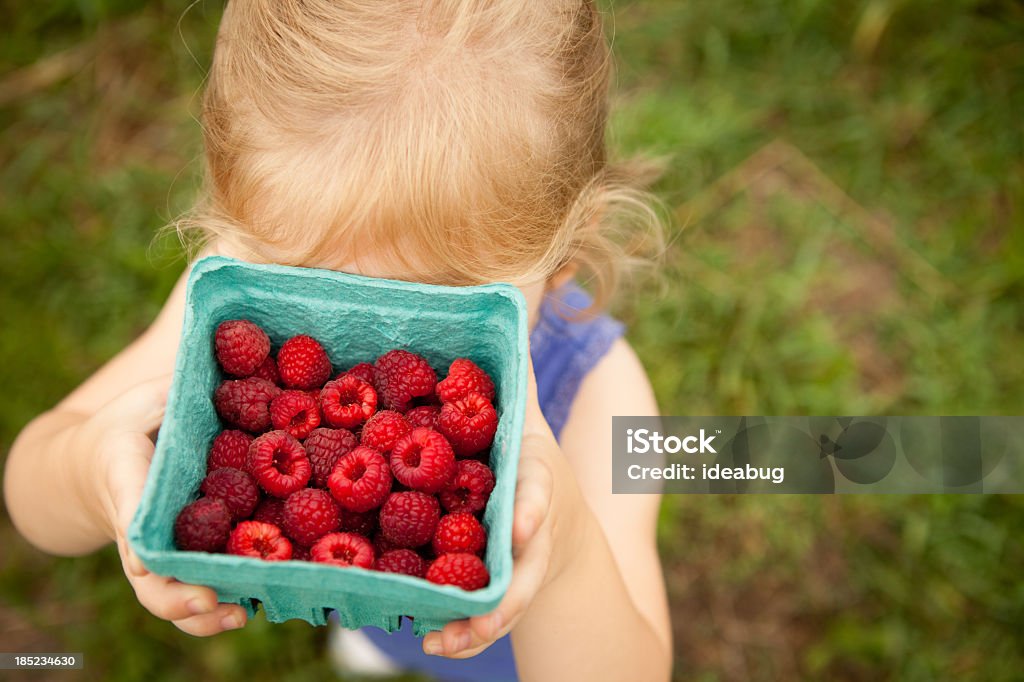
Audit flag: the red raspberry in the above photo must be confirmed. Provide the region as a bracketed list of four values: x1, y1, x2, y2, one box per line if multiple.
[339, 508, 379, 536]
[283, 488, 342, 546]
[305, 389, 323, 409]
[320, 376, 377, 429]
[436, 358, 496, 404]
[426, 552, 489, 590]
[304, 427, 359, 488]
[207, 429, 254, 472]
[405, 405, 441, 429]
[226, 520, 293, 560]
[247, 430, 311, 497]
[252, 356, 280, 384]
[373, 532, 402, 555]
[214, 377, 281, 433]
[360, 410, 411, 453]
[328, 446, 392, 512]
[310, 532, 375, 568]
[379, 491, 440, 548]
[214, 320, 270, 377]
[270, 390, 321, 439]
[200, 467, 259, 520]
[437, 393, 498, 457]
[433, 512, 486, 556]
[252, 497, 285, 527]
[375, 549, 426, 577]
[174, 498, 231, 552]
[277, 335, 332, 390]
[389, 427, 455, 493]
[374, 350, 437, 412]
[341, 362, 377, 385]
[439, 460, 495, 514]
[292, 544, 312, 561]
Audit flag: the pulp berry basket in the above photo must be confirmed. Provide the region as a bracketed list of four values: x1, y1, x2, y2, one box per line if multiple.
[127, 256, 528, 636]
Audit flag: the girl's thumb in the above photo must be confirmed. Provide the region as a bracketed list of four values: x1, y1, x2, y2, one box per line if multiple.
[95, 374, 173, 433]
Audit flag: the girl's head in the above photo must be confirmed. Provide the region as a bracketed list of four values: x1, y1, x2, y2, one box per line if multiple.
[188, 0, 663, 308]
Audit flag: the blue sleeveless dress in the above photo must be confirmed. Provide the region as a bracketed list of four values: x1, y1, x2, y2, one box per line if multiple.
[354, 282, 624, 681]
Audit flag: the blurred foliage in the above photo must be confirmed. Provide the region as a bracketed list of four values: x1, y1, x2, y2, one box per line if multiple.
[0, 0, 1021, 680]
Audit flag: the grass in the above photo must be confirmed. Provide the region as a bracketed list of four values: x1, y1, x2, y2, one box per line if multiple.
[1, 1, 1022, 680]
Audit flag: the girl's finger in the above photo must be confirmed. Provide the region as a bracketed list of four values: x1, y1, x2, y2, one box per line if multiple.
[128, 572, 220, 623]
[521, 360, 552, 437]
[473, 523, 551, 643]
[116, 533, 147, 578]
[511, 447, 553, 549]
[109, 436, 156, 524]
[93, 375, 172, 433]
[172, 603, 248, 637]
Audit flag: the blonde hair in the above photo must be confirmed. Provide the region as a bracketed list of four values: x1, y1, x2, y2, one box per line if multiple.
[183, 0, 665, 308]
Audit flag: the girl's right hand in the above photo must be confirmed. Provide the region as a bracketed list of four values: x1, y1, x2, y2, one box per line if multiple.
[81, 375, 248, 636]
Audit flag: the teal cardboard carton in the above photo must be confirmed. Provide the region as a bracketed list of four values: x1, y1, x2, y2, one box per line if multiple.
[128, 256, 527, 635]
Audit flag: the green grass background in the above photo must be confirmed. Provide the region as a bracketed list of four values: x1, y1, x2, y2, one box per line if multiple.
[1, 1, 1022, 680]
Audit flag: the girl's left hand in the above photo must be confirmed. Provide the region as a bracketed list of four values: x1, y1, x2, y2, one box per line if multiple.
[422, 358, 586, 658]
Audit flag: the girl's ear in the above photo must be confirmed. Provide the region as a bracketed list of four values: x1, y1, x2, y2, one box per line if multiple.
[546, 262, 579, 291]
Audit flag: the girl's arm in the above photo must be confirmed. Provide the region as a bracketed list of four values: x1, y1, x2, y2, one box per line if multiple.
[5, 273, 186, 553]
[519, 338, 671, 679]
[3, 262, 249, 636]
[423, 339, 672, 682]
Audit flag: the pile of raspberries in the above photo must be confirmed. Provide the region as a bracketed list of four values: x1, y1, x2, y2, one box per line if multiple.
[173, 319, 498, 591]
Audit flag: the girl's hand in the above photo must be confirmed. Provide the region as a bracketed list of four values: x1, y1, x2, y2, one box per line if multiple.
[423, 361, 588, 658]
[81, 376, 248, 636]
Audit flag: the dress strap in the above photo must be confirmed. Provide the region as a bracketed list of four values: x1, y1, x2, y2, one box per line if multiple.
[529, 282, 625, 441]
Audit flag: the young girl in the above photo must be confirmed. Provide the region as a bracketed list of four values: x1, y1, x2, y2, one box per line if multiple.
[4, 1, 671, 680]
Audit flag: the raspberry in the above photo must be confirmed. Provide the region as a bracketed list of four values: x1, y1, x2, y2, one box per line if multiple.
[213, 377, 281, 433]
[328, 446, 392, 512]
[304, 427, 359, 488]
[360, 410, 411, 453]
[374, 350, 437, 412]
[214, 320, 271, 377]
[404, 405, 441, 429]
[439, 460, 495, 514]
[226, 521, 293, 560]
[342, 362, 377, 385]
[339, 508, 379, 536]
[252, 497, 285, 527]
[425, 552, 489, 590]
[373, 532, 402, 555]
[292, 544, 312, 561]
[436, 358, 496, 404]
[277, 335, 332, 390]
[437, 393, 498, 457]
[207, 429, 254, 472]
[252, 355, 280, 384]
[270, 390, 321, 439]
[390, 427, 455, 493]
[200, 467, 259, 520]
[379, 491, 440, 548]
[174, 498, 231, 552]
[433, 512, 486, 556]
[375, 549, 426, 577]
[311, 532, 375, 568]
[283, 488, 342, 546]
[320, 376, 377, 429]
[247, 430, 311, 497]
